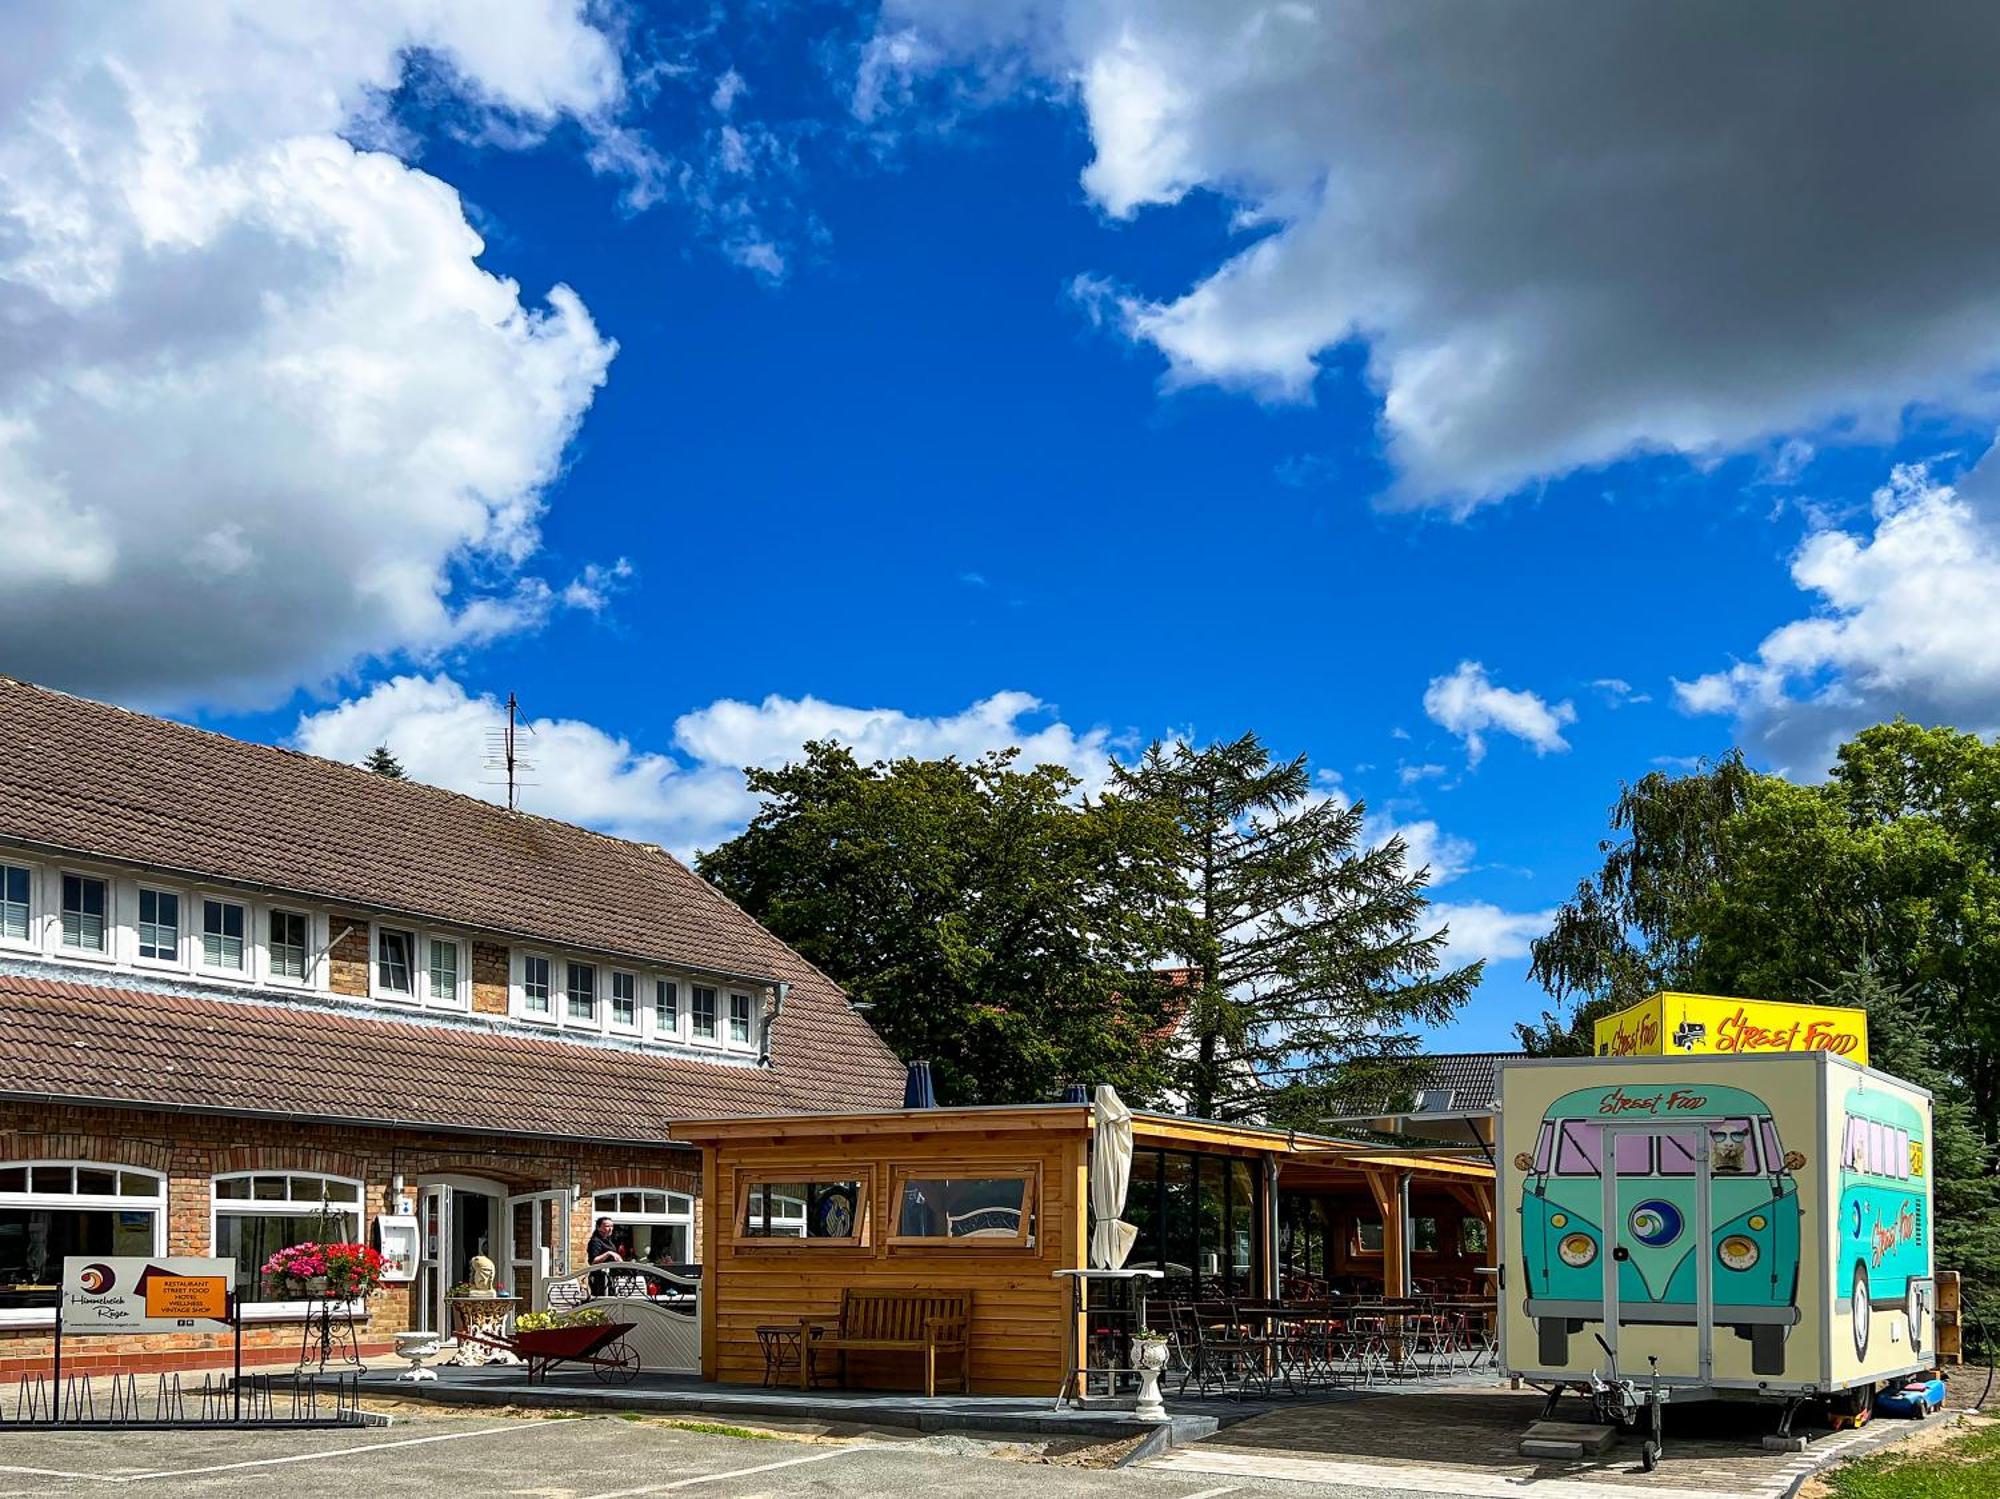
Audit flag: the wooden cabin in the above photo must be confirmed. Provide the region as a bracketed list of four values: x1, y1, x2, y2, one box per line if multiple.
[678, 1103, 1492, 1397]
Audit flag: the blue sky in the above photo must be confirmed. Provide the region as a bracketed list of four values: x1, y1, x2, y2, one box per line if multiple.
[8, 3, 2000, 1052]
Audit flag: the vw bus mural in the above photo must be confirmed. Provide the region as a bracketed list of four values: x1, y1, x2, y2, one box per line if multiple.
[1518, 1083, 1802, 1374]
[1838, 1086, 1928, 1360]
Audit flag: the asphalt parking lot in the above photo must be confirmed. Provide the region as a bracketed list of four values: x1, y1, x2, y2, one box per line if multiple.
[0, 1409, 1456, 1499]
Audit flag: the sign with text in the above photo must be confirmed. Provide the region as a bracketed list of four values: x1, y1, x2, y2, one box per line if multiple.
[1593, 991, 1868, 1066]
[62, 1257, 234, 1335]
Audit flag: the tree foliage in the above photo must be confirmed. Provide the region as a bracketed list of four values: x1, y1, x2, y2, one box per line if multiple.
[1110, 734, 1480, 1122]
[696, 742, 1191, 1105]
[362, 745, 405, 779]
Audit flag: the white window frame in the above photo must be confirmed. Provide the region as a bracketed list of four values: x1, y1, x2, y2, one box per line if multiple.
[0, 857, 33, 952]
[198, 894, 251, 978]
[515, 951, 557, 1024]
[608, 970, 639, 1033]
[591, 1187, 695, 1265]
[372, 923, 419, 1003]
[566, 960, 599, 1025]
[133, 882, 186, 970]
[265, 907, 315, 988]
[0, 1160, 167, 1328]
[690, 985, 719, 1047]
[652, 977, 682, 1044]
[55, 868, 113, 961]
[423, 934, 467, 1010]
[727, 991, 755, 1049]
[210, 1170, 366, 1321]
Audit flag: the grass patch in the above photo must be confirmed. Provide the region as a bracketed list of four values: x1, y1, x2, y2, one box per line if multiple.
[612, 1413, 779, 1440]
[1821, 1420, 2000, 1499]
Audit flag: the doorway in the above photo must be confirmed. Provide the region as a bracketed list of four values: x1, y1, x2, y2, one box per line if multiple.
[508, 1190, 572, 1312]
[415, 1174, 509, 1333]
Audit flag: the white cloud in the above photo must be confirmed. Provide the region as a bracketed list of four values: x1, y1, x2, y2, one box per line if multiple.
[867, 2, 2000, 506]
[0, 2, 634, 707]
[1429, 900, 1555, 969]
[1675, 459, 2000, 772]
[293, 674, 1119, 857]
[1591, 678, 1651, 707]
[1423, 662, 1576, 766]
[1398, 762, 1448, 787]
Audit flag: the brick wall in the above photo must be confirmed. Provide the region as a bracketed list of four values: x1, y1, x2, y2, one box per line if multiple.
[328, 915, 372, 998]
[471, 940, 509, 1015]
[0, 1102, 699, 1378]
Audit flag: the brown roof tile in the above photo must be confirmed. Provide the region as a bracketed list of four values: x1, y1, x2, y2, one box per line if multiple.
[0, 676, 904, 1112]
[0, 974, 803, 1139]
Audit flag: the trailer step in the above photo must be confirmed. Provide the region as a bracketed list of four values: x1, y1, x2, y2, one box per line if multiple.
[1520, 1420, 1621, 1459]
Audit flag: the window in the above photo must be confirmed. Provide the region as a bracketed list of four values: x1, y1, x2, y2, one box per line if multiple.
[1355, 1219, 1385, 1253]
[427, 939, 460, 1004]
[728, 991, 753, 1045]
[60, 874, 107, 952]
[0, 1162, 165, 1318]
[611, 971, 637, 1029]
[0, 864, 26, 943]
[376, 927, 415, 996]
[213, 1172, 362, 1305]
[201, 898, 246, 971]
[691, 985, 718, 1042]
[1412, 1216, 1440, 1253]
[891, 1170, 1034, 1246]
[739, 1176, 865, 1243]
[591, 1188, 695, 1265]
[654, 979, 679, 1036]
[522, 955, 552, 1016]
[1553, 1120, 1603, 1176]
[567, 961, 597, 1022]
[1461, 1216, 1490, 1255]
[137, 888, 180, 962]
[269, 910, 309, 981]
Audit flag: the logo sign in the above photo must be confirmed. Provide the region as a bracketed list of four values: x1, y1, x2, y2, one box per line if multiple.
[1594, 993, 1868, 1065]
[62, 1257, 233, 1335]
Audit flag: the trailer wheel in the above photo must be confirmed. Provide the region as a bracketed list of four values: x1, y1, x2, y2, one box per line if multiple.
[1640, 1440, 1660, 1472]
[1752, 1323, 1786, 1376]
[1538, 1317, 1570, 1365]
[1906, 1284, 1926, 1357]
[1852, 1264, 1872, 1361]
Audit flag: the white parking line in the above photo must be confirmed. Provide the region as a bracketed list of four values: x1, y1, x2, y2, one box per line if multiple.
[1177, 1485, 1245, 1499]
[0, 1467, 123, 1483]
[1147, 1449, 1757, 1499]
[120, 1423, 534, 1482]
[577, 1446, 872, 1498]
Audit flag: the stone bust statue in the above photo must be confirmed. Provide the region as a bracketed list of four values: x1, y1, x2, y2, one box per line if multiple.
[467, 1254, 498, 1297]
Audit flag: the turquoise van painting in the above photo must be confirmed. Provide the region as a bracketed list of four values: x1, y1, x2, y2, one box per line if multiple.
[1837, 1086, 1928, 1359]
[1516, 1083, 1803, 1375]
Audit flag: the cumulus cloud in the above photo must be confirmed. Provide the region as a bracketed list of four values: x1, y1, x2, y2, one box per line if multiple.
[292, 674, 1119, 856]
[1423, 662, 1576, 766]
[1675, 460, 2000, 773]
[866, 2, 2000, 505]
[0, 2, 642, 707]
[1429, 900, 1555, 968]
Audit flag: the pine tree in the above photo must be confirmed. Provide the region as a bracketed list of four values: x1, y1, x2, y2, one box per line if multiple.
[362, 745, 405, 779]
[1110, 734, 1480, 1122]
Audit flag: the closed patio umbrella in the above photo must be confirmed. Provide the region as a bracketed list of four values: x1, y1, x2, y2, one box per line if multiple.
[1088, 1084, 1138, 1269]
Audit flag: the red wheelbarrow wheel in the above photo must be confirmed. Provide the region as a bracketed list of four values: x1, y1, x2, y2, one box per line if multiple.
[593, 1338, 641, 1385]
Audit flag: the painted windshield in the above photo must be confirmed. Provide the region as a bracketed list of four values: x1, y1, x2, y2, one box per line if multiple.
[1656, 1118, 1762, 1176]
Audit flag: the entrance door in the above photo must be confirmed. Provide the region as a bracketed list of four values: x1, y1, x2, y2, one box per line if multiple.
[1601, 1124, 1713, 1382]
[418, 1183, 452, 1334]
[508, 1191, 572, 1312]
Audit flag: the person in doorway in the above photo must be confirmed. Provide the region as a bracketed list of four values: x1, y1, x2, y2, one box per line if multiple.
[587, 1215, 623, 1295]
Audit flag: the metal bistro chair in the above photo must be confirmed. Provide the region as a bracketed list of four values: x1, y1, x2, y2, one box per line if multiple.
[1169, 1300, 1271, 1400]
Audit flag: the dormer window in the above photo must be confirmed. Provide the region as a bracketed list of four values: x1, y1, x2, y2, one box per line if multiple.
[201, 898, 246, 972]
[377, 926, 415, 996]
[728, 991, 753, 1046]
[60, 874, 106, 953]
[0, 865, 27, 943]
[137, 888, 180, 963]
[566, 961, 597, 1022]
[269, 910, 309, 981]
[691, 985, 718, 1042]
[610, 971, 637, 1030]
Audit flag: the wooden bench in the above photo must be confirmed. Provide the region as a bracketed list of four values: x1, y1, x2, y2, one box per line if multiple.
[799, 1288, 972, 1395]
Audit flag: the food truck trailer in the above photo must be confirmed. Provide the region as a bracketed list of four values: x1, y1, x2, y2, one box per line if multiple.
[1496, 1049, 1934, 1455]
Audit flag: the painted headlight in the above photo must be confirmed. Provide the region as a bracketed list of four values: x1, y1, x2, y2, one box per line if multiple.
[1550, 1213, 1569, 1229]
[1718, 1235, 1760, 1271]
[1558, 1232, 1598, 1268]
[1747, 1215, 1767, 1232]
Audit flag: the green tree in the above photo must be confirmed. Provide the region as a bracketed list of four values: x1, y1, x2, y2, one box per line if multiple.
[1109, 734, 1480, 1122]
[362, 745, 405, 779]
[696, 742, 1190, 1105]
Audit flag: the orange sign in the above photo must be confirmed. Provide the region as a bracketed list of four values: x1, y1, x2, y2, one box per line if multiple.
[144, 1274, 229, 1320]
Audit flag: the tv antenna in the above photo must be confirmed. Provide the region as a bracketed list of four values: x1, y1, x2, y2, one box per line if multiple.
[483, 691, 536, 811]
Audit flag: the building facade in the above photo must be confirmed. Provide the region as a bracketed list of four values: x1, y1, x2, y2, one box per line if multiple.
[0, 675, 905, 1375]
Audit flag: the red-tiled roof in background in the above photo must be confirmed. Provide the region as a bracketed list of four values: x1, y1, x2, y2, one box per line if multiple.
[0, 676, 903, 1112]
[0, 973, 792, 1138]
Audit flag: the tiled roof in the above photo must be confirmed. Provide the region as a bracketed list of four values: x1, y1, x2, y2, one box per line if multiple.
[0, 676, 904, 1112]
[1409, 1052, 1514, 1113]
[0, 974, 812, 1139]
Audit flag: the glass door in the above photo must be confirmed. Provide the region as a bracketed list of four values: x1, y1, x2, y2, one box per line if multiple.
[507, 1190, 571, 1311]
[417, 1183, 452, 1334]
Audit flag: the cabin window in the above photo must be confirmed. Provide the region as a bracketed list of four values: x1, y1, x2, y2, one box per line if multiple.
[1355, 1218, 1385, 1253]
[890, 1169, 1035, 1247]
[1553, 1121, 1603, 1175]
[737, 1176, 867, 1245]
[1613, 1133, 1653, 1175]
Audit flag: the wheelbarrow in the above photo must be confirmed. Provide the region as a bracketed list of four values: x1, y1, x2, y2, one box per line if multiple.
[464, 1320, 640, 1383]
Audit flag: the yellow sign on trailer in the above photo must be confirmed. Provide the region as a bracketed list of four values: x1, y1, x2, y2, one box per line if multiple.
[1593, 992, 1868, 1066]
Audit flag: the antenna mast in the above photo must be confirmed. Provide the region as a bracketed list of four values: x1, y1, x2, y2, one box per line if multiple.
[482, 692, 535, 811]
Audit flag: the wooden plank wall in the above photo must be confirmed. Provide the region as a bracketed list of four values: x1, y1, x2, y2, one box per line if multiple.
[702, 1122, 1086, 1396]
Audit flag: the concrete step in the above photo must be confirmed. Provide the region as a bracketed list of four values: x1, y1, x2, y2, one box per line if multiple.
[1519, 1419, 1621, 1459]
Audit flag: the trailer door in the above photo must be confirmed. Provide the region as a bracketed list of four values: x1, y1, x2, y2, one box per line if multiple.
[1601, 1123, 1714, 1383]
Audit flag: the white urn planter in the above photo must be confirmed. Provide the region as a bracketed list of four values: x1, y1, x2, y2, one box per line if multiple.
[1130, 1334, 1170, 1422]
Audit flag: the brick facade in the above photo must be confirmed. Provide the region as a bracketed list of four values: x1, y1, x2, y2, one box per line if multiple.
[470, 940, 509, 1015]
[0, 1103, 699, 1379]
[328, 914, 372, 998]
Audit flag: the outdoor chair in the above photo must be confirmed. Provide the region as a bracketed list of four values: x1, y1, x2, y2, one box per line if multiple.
[1168, 1300, 1271, 1400]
